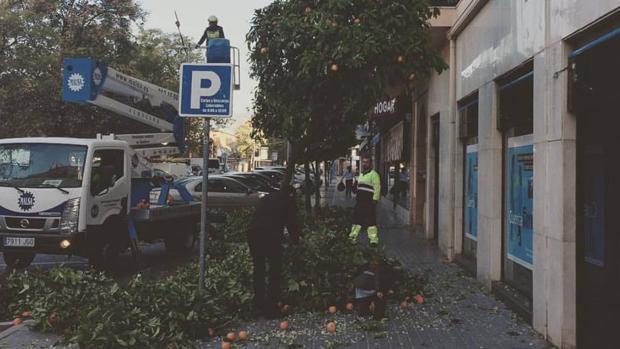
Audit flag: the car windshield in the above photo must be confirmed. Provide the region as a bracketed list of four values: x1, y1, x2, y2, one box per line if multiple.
[0, 143, 87, 188]
[230, 176, 262, 190]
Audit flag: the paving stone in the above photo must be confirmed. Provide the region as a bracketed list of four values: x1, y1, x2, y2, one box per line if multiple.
[197, 185, 554, 349]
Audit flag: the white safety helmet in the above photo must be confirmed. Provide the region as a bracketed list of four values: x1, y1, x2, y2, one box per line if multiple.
[208, 15, 218, 23]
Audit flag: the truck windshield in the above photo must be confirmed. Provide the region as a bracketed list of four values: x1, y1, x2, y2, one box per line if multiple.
[0, 143, 87, 188]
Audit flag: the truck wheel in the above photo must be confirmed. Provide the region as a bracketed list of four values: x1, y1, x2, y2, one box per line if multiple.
[3, 252, 35, 270]
[164, 230, 195, 253]
[88, 233, 126, 271]
[164, 221, 198, 253]
[88, 241, 121, 271]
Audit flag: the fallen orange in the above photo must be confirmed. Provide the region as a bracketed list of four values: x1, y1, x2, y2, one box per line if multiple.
[414, 294, 425, 304]
[326, 321, 336, 333]
[238, 330, 249, 341]
[279, 321, 289, 330]
[328, 305, 337, 314]
[226, 332, 236, 341]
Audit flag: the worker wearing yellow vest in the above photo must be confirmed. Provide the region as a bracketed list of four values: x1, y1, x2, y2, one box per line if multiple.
[350, 154, 381, 246]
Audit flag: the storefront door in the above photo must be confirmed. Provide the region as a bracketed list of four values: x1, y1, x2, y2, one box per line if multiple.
[577, 106, 620, 348]
[574, 27, 620, 347]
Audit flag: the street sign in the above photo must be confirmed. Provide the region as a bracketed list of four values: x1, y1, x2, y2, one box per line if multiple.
[179, 63, 233, 118]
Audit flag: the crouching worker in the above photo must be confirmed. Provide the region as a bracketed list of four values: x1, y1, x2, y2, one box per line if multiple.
[353, 257, 386, 319]
[247, 183, 300, 319]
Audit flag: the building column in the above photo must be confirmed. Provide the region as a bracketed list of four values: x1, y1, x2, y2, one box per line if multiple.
[424, 103, 438, 240]
[532, 41, 577, 348]
[410, 96, 420, 226]
[438, 39, 457, 259]
[475, 82, 502, 287]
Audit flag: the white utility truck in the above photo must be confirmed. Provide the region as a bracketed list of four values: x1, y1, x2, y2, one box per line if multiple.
[0, 58, 205, 269]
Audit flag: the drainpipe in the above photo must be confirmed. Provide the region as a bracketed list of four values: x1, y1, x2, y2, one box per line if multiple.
[447, 38, 457, 260]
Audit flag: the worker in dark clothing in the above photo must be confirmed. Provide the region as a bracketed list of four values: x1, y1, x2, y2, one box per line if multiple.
[195, 15, 225, 48]
[247, 184, 300, 318]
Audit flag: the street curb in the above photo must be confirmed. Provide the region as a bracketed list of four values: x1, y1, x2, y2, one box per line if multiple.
[0, 319, 34, 340]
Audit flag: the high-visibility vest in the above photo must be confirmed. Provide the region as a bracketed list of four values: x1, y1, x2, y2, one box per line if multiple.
[356, 170, 381, 202]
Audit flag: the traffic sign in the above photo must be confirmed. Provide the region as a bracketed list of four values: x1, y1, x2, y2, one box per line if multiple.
[179, 63, 233, 118]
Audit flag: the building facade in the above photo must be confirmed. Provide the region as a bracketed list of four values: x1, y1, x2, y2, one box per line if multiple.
[414, 1, 620, 348]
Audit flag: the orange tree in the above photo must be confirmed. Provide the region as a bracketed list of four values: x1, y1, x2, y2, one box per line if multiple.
[247, 0, 447, 207]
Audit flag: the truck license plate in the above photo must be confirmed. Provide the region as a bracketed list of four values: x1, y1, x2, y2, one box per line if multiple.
[4, 237, 35, 247]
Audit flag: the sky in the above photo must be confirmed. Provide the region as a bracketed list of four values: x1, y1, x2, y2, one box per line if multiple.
[138, 0, 274, 133]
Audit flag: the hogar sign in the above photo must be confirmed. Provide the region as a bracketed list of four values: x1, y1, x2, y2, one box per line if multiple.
[374, 98, 397, 116]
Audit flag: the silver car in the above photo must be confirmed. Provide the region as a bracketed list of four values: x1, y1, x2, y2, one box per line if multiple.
[150, 175, 267, 208]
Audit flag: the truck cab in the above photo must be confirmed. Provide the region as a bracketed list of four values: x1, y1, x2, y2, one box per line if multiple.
[0, 137, 132, 267]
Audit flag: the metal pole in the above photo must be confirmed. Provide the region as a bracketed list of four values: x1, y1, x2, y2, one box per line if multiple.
[199, 118, 210, 290]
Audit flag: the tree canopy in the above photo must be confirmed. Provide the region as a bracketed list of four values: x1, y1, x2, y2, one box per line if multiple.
[247, 0, 447, 163]
[0, 0, 212, 150]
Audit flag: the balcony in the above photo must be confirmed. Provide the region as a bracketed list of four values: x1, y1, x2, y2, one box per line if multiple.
[431, 0, 459, 6]
[428, 0, 458, 50]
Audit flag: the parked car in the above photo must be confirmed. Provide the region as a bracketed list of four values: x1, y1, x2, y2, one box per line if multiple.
[253, 170, 285, 185]
[149, 176, 267, 208]
[223, 172, 279, 193]
[255, 166, 286, 173]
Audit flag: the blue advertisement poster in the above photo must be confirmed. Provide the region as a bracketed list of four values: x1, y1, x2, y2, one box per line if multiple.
[583, 145, 605, 267]
[505, 135, 534, 270]
[464, 144, 478, 241]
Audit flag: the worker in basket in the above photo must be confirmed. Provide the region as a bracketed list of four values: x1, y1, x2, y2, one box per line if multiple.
[196, 15, 225, 48]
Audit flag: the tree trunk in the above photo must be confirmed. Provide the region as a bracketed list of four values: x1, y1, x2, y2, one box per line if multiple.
[324, 160, 329, 187]
[313, 160, 321, 215]
[284, 141, 295, 185]
[304, 161, 312, 214]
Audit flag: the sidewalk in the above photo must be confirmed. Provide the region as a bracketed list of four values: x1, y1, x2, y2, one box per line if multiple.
[0, 184, 554, 349]
[195, 185, 554, 348]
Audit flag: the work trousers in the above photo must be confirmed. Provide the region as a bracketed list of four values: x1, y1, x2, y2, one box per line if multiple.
[248, 240, 282, 314]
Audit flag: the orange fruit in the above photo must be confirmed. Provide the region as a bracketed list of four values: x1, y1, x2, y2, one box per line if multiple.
[326, 321, 336, 333]
[21, 311, 31, 318]
[414, 294, 425, 304]
[279, 321, 289, 330]
[12, 318, 22, 326]
[330, 64, 339, 72]
[48, 312, 58, 324]
[260, 47, 269, 54]
[346, 302, 354, 311]
[221, 342, 231, 349]
[400, 301, 409, 309]
[328, 305, 337, 314]
[304, 6, 312, 13]
[397, 55, 405, 63]
[238, 330, 249, 341]
[354, 18, 361, 24]
[226, 332, 236, 341]
[208, 328, 216, 337]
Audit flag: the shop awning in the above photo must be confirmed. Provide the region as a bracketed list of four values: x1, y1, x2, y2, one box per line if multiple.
[570, 27, 620, 58]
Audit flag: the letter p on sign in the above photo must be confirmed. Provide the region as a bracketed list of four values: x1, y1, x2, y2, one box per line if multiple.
[191, 71, 221, 108]
[179, 63, 233, 118]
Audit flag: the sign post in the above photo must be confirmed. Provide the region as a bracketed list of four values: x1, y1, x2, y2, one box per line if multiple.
[179, 63, 233, 289]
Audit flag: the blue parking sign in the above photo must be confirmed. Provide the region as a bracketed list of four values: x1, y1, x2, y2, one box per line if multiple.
[179, 63, 233, 117]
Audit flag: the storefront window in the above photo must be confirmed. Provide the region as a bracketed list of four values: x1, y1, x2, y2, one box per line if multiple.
[499, 69, 534, 299]
[460, 97, 479, 262]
